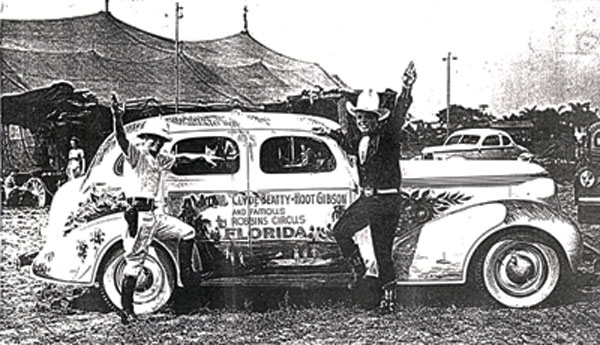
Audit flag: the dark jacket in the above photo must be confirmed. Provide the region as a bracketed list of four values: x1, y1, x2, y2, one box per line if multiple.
[329, 88, 412, 189]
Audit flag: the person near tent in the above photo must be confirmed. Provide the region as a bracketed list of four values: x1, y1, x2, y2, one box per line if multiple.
[66, 136, 86, 180]
[110, 93, 212, 324]
[2, 169, 28, 206]
[312, 61, 417, 309]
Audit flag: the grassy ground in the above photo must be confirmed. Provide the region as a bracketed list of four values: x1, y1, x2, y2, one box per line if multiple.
[2, 182, 600, 344]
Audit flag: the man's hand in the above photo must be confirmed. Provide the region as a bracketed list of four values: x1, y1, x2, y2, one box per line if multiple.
[402, 61, 417, 88]
[312, 126, 330, 136]
[110, 92, 129, 153]
[110, 92, 124, 120]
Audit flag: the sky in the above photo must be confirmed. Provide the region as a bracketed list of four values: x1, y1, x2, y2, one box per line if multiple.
[2, 0, 599, 121]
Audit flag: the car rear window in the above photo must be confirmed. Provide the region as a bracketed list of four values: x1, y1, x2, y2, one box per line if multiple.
[260, 136, 335, 174]
[170, 137, 240, 175]
[594, 133, 600, 147]
[482, 135, 500, 146]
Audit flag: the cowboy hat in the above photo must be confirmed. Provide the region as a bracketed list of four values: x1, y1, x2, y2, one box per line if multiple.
[346, 89, 390, 121]
[137, 118, 172, 142]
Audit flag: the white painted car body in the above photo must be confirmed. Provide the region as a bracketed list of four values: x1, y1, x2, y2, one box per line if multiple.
[32, 112, 582, 310]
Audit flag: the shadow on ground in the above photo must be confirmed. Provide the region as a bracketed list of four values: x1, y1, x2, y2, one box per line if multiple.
[69, 284, 493, 314]
[68, 271, 600, 314]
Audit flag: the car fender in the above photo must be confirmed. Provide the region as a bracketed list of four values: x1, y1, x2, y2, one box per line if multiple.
[395, 200, 581, 284]
[31, 213, 183, 286]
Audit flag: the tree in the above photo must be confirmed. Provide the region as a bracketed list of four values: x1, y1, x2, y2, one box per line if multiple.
[434, 105, 494, 132]
[559, 101, 598, 129]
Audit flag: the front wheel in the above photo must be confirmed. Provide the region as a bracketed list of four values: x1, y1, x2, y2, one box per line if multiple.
[98, 245, 175, 314]
[475, 235, 562, 308]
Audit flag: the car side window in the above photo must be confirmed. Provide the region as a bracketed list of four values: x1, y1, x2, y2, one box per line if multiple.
[260, 136, 336, 174]
[445, 135, 461, 145]
[500, 135, 512, 146]
[460, 135, 480, 145]
[482, 135, 500, 146]
[171, 137, 240, 176]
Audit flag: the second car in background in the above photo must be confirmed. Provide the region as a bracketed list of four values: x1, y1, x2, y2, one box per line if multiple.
[421, 128, 530, 160]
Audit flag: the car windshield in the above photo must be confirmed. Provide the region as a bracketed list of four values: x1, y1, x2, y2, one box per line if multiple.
[445, 134, 480, 145]
[445, 135, 461, 145]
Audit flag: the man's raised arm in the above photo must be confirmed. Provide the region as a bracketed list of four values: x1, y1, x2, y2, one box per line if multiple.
[111, 93, 130, 154]
[390, 61, 417, 129]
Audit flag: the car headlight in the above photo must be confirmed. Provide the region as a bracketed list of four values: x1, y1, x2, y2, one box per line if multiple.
[579, 169, 596, 188]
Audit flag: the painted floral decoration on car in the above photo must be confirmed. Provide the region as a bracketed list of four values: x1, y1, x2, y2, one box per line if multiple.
[63, 186, 129, 235]
[397, 189, 472, 233]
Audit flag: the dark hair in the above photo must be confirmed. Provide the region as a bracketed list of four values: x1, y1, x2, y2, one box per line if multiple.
[70, 136, 80, 143]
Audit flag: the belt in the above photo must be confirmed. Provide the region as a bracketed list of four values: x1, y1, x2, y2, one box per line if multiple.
[126, 197, 155, 211]
[361, 187, 399, 197]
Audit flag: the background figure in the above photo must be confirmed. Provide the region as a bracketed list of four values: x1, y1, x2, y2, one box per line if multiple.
[299, 143, 317, 168]
[66, 136, 85, 180]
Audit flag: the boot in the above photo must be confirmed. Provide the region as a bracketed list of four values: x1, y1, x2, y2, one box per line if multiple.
[378, 285, 396, 314]
[120, 275, 138, 325]
[346, 250, 366, 290]
[179, 239, 213, 288]
[354, 276, 383, 310]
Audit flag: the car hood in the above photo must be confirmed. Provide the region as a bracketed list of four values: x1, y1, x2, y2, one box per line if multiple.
[401, 159, 546, 179]
[399, 160, 554, 206]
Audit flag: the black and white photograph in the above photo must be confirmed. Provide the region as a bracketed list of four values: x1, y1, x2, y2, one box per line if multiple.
[2, 0, 600, 343]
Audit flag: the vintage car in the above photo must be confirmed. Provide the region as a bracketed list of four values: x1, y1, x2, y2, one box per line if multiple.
[421, 128, 530, 161]
[574, 121, 600, 223]
[31, 111, 582, 314]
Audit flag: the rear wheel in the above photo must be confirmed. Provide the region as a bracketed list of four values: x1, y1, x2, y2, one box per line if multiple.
[23, 177, 47, 207]
[98, 245, 175, 314]
[474, 234, 563, 308]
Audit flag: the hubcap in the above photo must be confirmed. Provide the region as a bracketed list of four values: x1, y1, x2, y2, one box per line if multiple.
[136, 267, 155, 292]
[115, 256, 166, 305]
[493, 243, 548, 297]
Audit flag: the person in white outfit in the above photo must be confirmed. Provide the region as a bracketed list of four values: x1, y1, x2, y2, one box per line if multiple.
[110, 93, 210, 323]
[66, 136, 85, 180]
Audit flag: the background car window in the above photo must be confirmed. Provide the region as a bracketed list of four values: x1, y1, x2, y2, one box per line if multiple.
[459, 135, 480, 145]
[501, 135, 512, 146]
[171, 137, 239, 175]
[482, 135, 501, 146]
[445, 135, 461, 145]
[260, 136, 336, 174]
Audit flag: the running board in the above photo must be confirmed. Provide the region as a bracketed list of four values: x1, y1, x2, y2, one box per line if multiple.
[197, 272, 351, 289]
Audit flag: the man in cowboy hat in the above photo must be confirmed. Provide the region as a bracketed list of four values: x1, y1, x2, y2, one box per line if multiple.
[110, 93, 211, 323]
[313, 61, 416, 308]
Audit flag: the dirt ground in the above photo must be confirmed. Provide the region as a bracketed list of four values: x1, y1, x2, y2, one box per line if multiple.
[2, 182, 600, 344]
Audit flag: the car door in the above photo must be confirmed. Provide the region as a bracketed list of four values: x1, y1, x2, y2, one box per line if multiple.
[481, 134, 502, 159]
[500, 134, 518, 159]
[247, 130, 356, 272]
[161, 133, 251, 263]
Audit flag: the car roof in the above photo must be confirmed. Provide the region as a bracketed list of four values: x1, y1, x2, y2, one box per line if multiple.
[449, 128, 510, 137]
[129, 111, 341, 134]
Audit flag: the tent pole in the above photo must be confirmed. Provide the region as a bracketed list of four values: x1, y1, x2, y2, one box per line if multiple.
[175, 3, 183, 113]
